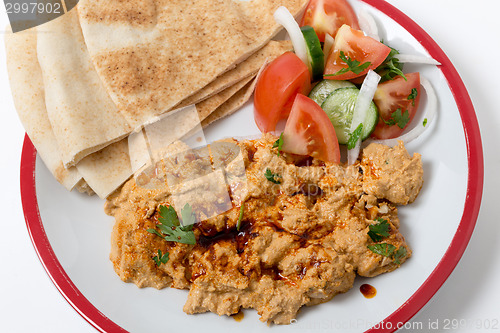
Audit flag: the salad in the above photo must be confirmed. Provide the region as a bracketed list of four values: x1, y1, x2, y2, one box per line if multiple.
[253, 0, 438, 164]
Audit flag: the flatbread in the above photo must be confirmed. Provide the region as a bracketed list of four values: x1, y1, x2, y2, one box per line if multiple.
[74, 74, 254, 199]
[202, 78, 257, 128]
[177, 40, 292, 107]
[77, 0, 308, 128]
[196, 75, 255, 122]
[75, 138, 133, 199]
[37, 10, 132, 167]
[5, 27, 82, 190]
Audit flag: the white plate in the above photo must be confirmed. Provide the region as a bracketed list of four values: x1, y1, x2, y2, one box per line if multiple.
[21, 1, 483, 332]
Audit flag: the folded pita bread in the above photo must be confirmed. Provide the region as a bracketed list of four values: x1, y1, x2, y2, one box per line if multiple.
[177, 40, 291, 107]
[202, 78, 257, 128]
[77, 0, 307, 127]
[5, 28, 82, 190]
[75, 138, 133, 199]
[37, 10, 132, 167]
[35, 6, 293, 167]
[72, 73, 255, 199]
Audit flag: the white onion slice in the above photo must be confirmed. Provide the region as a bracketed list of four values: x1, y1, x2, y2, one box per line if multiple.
[396, 54, 441, 65]
[273, 6, 309, 68]
[323, 33, 334, 67]
[369, 76, 437, 147]
[347, 70, 381, 165]
[358, 9, 380, 41]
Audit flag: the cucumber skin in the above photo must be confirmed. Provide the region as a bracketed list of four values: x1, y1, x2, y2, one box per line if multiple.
[308, 79, 356, 106]
[301, 26, 324, 81]
[321, 87, 379, 145]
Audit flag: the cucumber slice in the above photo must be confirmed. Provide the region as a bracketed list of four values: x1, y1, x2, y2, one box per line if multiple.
[321, 87, 379, 145]
[301, 25, 324, 81]
[308, 79, 356, 106]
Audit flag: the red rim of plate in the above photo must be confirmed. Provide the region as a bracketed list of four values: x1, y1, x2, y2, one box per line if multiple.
[20, 1, 483, 332]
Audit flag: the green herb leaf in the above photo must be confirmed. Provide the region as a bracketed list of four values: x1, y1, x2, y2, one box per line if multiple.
[367, 243, 396, 257]
[158, 205, 179, 227]
[383, 108, 410, 129]
[407, 88, 418, 106]
[375, 46, 406, 82]
[347, 123, 363, 150]
[272, 133, 284, 156]
[423, 118, 428, 127]
[148, 204, 196, 245]
[367, 218, 391, 242]
[236, 202, 245, 231]
[326, 51, 371, 77]
[180, 203, 196, 228]
[393, 246, 407, 265]
[265, 168, 282, 184]
[152, 249, 169, 266]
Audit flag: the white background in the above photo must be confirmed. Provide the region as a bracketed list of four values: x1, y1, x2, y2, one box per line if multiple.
[0, 1, 499, 332]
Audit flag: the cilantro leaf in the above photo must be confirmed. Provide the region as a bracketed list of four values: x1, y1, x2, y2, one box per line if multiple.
[423, 118, 428, 127]
[367, 243, 396, 257]
[367, 218, 391, 242]
[148, 204, 196, 245]
[325, 51, 371, 77]
[272, 133, 284, 156]
[152, 249, 169, 266]
[236, 202, 244, 231]
[383, 108, 410, 129]
[265, 168, 282, 184]
[393, 246, 407, 265]
[407, 88, 418, 106]
[347, 123, 363, 150]
[375, 47, 406, 82]
[180, 203, 196, 227]
[158, 205, 180, 227]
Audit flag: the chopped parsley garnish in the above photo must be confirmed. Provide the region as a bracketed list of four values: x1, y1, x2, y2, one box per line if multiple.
[147, 204, 196, 245]
[383, 108, 410, 129]
[393, 246, 407, 265]
[367, 243, 396, 257]
[326, 51, 371, 77]
[367, 243, 407, 264]
[152, 249, 169, 266]
[236, 202, 245, 231]
[265, 168, 282, 184]
[407, 88, 418, 106]
[375, 47, 406, 82]
[272, 133, 284, 156]
[367, 218, 391, 242]
[423, 118, 428, 127]
[347, 123, 363, 150]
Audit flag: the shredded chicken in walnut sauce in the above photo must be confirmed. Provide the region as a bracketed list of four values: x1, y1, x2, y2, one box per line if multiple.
[105, 134, 423, 324]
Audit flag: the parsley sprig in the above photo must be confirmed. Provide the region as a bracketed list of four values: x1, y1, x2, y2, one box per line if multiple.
[272, 133, 284, 156]
[265, 168, 282, 184]
[375, 47, 406, 82]
[407, 88, 418, 106]
[382, 108, 410, 129]
[367, 243, 396, 257]
[147, 204, 196, 245]
[347, 123, 363, 150]
[326, 51, 371, 77]
[152, 249, 169, 266]
[366, 218, 407, 264]
[367, 218, 391, 242]
[367, 243, 407, 265]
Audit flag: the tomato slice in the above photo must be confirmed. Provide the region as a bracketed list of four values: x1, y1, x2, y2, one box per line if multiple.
[324, 25, 391, 81]
[281, 94, 340, 163]
[300, 0, 359, 43]
[254, 52, 311, 133]
[371, 72, 421, 139]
